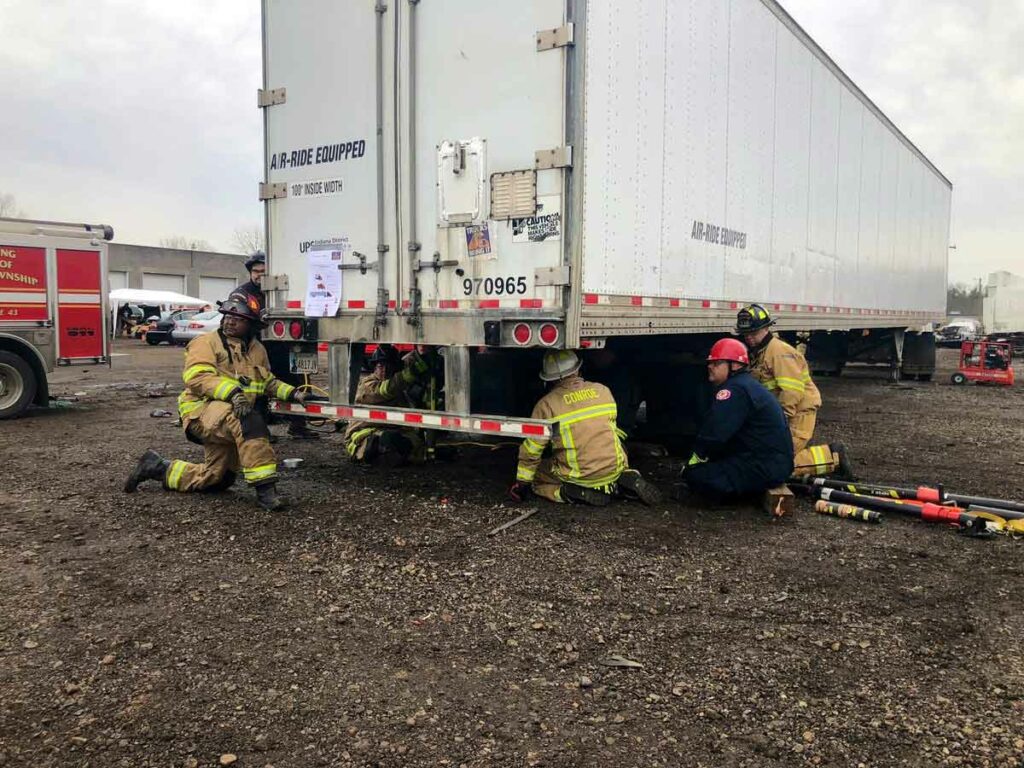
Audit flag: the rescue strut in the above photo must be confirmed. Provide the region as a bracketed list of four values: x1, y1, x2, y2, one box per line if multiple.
[795, 477, 1024, 518]
[814, 500, 881, 523]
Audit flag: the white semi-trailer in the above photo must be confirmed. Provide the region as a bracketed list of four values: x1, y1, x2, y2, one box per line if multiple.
[259, 0, 951, 439]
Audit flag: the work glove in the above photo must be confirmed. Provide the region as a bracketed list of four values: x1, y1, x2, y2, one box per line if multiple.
[679, 452, 707, 476]
[292, 390, 310, 405]
[230, 391, 253, 420]
[403, 350, 430, 376]
[507, 481, 531, 503]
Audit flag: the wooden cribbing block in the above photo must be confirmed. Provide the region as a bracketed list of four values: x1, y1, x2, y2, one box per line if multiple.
[763, 485, 795, 518]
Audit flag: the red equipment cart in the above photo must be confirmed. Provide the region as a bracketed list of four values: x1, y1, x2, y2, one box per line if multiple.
[951, 341, 1014, 386]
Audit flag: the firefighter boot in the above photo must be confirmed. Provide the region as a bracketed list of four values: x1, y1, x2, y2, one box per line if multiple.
[559, 483, 612, 507]
[829, 442, 856, 481]
[616, 469, 664, 506]
[255, 481, 287, 512]
[124, 449, 170, 493]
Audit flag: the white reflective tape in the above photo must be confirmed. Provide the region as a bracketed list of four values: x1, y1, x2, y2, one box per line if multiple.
[58, 293, 101, 304]
[0, 291, 47, 303]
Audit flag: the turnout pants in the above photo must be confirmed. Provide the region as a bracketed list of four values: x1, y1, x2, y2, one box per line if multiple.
[165, 402, 278, 492]
[789, 409, 838, 476]
[530, 458, 619, 504]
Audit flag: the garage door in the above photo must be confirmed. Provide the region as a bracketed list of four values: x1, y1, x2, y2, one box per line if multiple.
[142, 273, 185, 293]
[108, 270, 128, 291]
[199, 276, 237, 305]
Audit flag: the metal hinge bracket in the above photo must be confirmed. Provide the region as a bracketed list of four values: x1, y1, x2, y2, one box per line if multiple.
[340, 252, 379, 274]
[375, 2, 387, 14]
[259, 182, 287, 200]
[257, 88, 286, 108]
[536, 23, 574, 52]
[535, 146, 573, 170]
[535, 266, 571, 287]
[417, 251, 460, 273]
[263, 274, 290, 292]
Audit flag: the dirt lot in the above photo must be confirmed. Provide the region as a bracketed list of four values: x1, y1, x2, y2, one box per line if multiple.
[2, 340, 1023, 768]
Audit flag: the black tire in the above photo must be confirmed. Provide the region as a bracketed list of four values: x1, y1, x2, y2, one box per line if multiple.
[146, 334, 161, 346]
[0, 350, 38, 419]
[951, 372, 967, 385]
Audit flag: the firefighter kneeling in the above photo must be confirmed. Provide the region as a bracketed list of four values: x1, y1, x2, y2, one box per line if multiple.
[509, 350, 662, 507]
[344, 345, 431, 467]
[124, 298, 310, 510]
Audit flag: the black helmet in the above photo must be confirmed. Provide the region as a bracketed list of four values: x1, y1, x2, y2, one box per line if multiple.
[244, 251, 266, 272]
[735, 303, 774, 334]
[365, 344, 399, 372]
[217, 297, 263, 326]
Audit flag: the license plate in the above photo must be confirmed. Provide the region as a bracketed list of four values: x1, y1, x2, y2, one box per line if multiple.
[290, 350, 318, 374]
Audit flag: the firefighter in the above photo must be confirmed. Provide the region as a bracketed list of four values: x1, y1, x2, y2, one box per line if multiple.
[682, 338, 794, 498]
[735, 304, 854, 479]
[344, 345, 431, 466]
[123, 297, 310, 510]
[228, 251, 319, 440]
[508, 350, 662, 507]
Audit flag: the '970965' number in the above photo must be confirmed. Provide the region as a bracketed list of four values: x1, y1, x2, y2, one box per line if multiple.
[463, 276, 528, 295]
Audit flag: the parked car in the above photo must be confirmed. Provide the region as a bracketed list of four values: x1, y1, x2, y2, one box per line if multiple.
[145, 309, 202, 345]
[172, 310, 221, 344]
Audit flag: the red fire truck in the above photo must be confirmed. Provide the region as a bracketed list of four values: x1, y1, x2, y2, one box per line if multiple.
[0, 217, 112, 419]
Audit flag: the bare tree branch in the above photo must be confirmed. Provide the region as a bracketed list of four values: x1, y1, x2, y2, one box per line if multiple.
[231, 225, 265, 255]
[0, 193, 26, 218]
[159, 235, 212, 251]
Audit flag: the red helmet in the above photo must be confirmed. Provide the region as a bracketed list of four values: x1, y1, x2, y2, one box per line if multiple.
[707, 338, 749, 365]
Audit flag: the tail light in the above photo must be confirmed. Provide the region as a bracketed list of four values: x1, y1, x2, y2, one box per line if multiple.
[188, 322, 203, 329]
[289, 320, 304, 340]
[512, 323, 532, 345]
[538, 323, 559, 346]
[271, 320, 286, 338]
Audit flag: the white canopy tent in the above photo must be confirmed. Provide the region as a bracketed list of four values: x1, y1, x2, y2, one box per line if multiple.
[109, 288, 210, 309]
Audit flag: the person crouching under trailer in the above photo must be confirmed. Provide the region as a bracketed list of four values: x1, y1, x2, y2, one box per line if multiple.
[682, 338, 794, 499]
[735, 303, 854, 480]
[123, 298, 310, 511]
[508, 350, 662, 507]
[344, 344, 431, 467]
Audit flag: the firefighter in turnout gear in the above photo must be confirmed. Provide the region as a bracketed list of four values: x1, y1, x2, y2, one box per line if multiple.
[123, 298, 310, 510]
[509, 350, 662, 507]
[736, 304, 854, 480]
[344, 345, 431, 466]
[682, 338, 794, 498]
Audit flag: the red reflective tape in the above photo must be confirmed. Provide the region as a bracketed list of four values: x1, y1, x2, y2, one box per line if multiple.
[305, 404, 323, 414]
[287, 300, 302, 309]
[439, 300, 458, 309]
[774, 304, 782, 311]
[729, 302, 738, 309]
[701, 300, 711, 308]
[479, 299, 499, 309]
[669, 299, 680, 307]
[347, 300, 366, 309]
[580, 340, 592, 348]
[370, 410, 387, 420]
[440, 416, 462, 428]
[337, 406, 354, 418]
[402, 300, 411, 309]
[479, 420, 501, 432]
[520, 298, 542, 308]
[630, 296, 643, 306]
[317, 343, 328, 352]
[522, 424, 546, 436]
[404, 413, 423, 424]
[387, 300, 396, 309]
[583, 294, 599, 305]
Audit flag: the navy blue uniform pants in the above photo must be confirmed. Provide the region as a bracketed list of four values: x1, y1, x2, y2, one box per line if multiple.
[685, 453, 790, 497]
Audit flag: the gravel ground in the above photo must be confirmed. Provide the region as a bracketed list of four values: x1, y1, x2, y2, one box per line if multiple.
[1, 340, 1023, 768]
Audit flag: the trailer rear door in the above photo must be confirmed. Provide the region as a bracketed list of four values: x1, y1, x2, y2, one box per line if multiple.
[262, 0, 384, 313]
[404, 0, 569, 315]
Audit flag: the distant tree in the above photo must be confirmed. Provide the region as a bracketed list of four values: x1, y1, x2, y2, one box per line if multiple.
[160, 235, 212, 251]
[946, 281, 984, 317]
[0, 192, 26, 218]
[231, 225, 265, 255]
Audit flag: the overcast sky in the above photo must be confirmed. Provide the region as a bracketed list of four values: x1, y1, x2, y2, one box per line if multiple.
[1, 0, 1021, 285]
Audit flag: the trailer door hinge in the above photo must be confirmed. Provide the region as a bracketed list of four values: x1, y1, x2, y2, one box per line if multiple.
[259, 182, 287, 201]
[536, 23, 574, 51]
[535, 146, 573, 170]
[257, 88, 287, 108]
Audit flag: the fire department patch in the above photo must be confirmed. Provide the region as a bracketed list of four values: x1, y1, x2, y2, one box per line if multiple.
[716, 389, 732, 401]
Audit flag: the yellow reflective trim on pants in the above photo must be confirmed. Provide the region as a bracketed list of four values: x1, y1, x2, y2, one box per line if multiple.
[166, 460, 188, 490]
[183, 364, 216, 383]
[243, 463, 277, 484]
[346, 427, 377, 457]
[522, 438, 546, 457]
[516, 465, 537, 482]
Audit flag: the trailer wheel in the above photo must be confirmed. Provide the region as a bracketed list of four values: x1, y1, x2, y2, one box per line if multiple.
[0, 350, 37, 419]
[950, 372, 967, 385]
